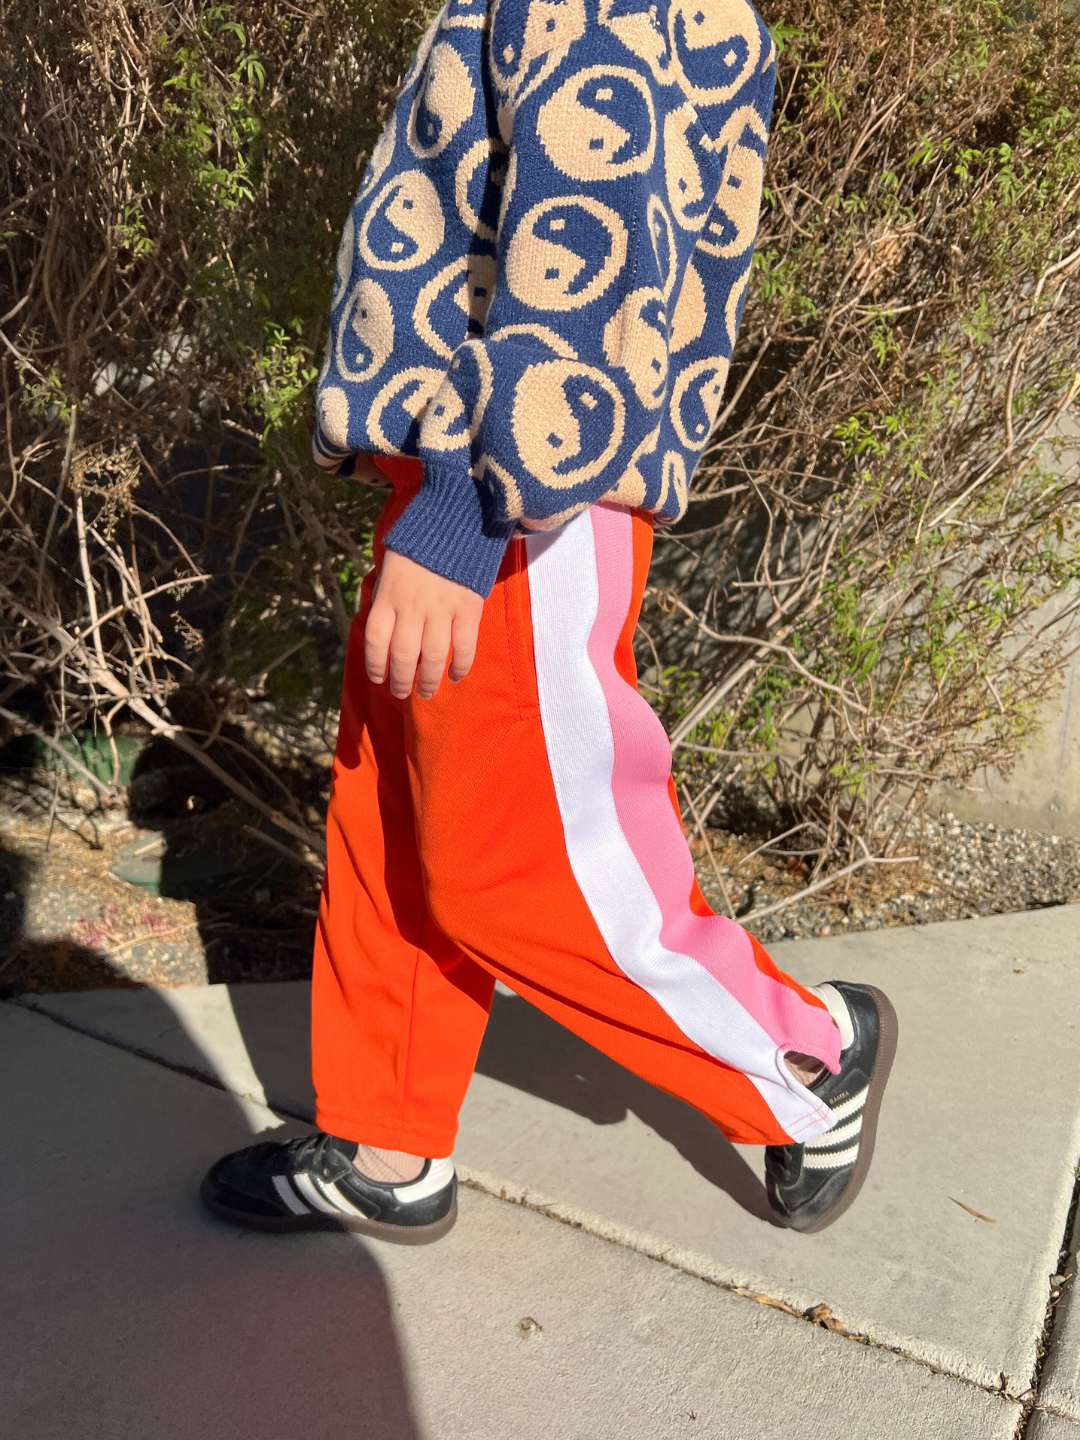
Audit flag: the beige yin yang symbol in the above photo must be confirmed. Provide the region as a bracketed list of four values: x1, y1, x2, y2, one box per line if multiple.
[603, 287, 668, 409]
[359, 171, 445, 271]
[455, 137, 509, 242]
[488, 322, 579, 359]
[359, 123, 396, 204]
[597, 0, 672, 87]
[422, 343, 494, 452]
[421, 388, 470, 452]
[367, 366, 446, 451]
[335, 278, 395, 383]
[409, 41, 476, 159]
[665, 105, 719, 231]
[724, 264, 750, 348]
[507, 196, 628, 311]
[332, 214, 355, 308]
[490, 0, 587, 115]
[660, 450, 689, 512]
[698, 106, 768, 260]
[669, 257, 706, 354]
[512, 360, 625, 489]
[670, 354, 730, 450]
[413, 254, 497, 361]
[317, 386, 352, 451]
[604, 423, 661, 509]
[668, 0, 762, 107]
[537, 66, 656, 181]
[444, 0, 486, 30]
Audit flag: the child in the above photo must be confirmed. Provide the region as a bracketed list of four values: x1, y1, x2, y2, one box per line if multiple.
[202, 0, 896, 1240]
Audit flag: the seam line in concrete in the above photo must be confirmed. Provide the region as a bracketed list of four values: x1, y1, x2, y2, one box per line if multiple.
[1033, 1402, 1080, 1426]
[2, 996, 1029, 1407]
[1017, 1155, 1080, 1438]
[456, 1170, 1025, 1408]
[7, 996, 312, 1115]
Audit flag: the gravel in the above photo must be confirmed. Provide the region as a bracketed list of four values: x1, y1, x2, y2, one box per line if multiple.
[695, 812, 1080, 945]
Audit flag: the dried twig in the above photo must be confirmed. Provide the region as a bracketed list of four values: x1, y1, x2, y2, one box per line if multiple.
[241, 822, 324, 876]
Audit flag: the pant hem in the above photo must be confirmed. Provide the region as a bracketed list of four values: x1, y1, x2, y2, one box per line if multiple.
[314, 1108, 456, 1159]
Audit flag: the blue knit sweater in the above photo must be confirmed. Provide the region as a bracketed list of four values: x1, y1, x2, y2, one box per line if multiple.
[314, 0, 776, 596]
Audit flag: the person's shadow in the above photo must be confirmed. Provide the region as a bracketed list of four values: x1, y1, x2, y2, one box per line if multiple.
[1, 832, 422, 1440]
[0, 832, 132, 997]
[473, 987, 780, 1225]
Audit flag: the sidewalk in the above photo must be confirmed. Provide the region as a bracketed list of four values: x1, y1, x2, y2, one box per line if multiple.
[6, 906, 1080, 1437]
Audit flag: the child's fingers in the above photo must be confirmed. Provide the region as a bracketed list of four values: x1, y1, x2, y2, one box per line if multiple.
[448, 609, 480, 683]
[416, 620, 451, 699]
[364, 597, 395, 684]
[387, 616, 424, 699]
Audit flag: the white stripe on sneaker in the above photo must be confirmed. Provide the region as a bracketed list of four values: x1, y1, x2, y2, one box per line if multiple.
[826, 1087, 868, 1124]
[817, 1113, 862, 1148]
[316, 1179, 370, 1219]
[293, 1172, 344, 1216]
[803, 1140, 860, 1170]
[393, 1156, 454, 1203]
[273, 1174, 310, 1214]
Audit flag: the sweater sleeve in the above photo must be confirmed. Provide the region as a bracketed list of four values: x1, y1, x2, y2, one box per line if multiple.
[384, 0, 776, 596]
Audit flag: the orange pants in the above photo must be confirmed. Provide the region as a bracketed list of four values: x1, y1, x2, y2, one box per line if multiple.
[311, 459, 841, 1158]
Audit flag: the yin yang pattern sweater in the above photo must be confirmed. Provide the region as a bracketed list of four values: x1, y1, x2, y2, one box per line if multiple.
[314, 0, 776, 597]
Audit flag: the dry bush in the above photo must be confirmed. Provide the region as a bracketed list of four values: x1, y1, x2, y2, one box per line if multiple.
[2, 0, 1080, 885]
[647, 0, 1080, 874]
[0, 0, 426, 847]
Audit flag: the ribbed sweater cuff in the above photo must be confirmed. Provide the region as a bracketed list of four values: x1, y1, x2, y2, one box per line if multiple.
[384, 463, 515, 599]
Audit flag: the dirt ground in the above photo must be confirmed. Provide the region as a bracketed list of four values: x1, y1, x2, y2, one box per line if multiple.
[0, 782, 319, 997]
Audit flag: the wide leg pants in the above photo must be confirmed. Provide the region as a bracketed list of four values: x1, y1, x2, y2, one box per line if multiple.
[311, 457, 841, 1157]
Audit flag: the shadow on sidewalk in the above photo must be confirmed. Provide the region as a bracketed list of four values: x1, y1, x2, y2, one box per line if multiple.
[475, 988, 779, 1225]
[5, 985, 424, 1440]
[2, 851, 422, 1439]
[219, 981, 778, 1226]
[218, 980, 777, 1224]
[0, 835, 142, 998]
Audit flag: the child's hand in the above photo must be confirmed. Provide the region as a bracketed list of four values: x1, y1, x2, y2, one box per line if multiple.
[365, 549, 483, 700]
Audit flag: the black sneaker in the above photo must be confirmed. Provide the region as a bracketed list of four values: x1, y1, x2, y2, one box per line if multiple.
[765, 982, 897, 1233]
[200, 1132, 457, 1245]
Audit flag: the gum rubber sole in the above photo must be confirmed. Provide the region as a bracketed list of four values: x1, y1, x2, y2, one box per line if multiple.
[199, 1178, 458, 1246]
[787, 984, 899, 1235]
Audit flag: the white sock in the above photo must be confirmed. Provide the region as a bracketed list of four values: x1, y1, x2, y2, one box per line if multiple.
[352, 1145, 425, 1183]
[812, 983, 854, 1050]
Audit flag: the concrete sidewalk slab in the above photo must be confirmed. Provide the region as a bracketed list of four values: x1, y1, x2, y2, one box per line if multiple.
[20, 905, 1080, 1392]
[22, 979, 316, 1116]
[1, 1002, 1022, 1440]
[466, 905, 1080, 1391]
[1029, 1204, 1080, 1422]
[1029, 1414, 1080, 1439]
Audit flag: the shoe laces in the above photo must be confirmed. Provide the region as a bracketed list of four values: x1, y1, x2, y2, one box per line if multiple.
[282, 1131, 347, 1171]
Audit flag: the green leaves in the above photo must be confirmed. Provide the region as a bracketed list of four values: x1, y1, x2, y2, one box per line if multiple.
[252, 324, 319, 437]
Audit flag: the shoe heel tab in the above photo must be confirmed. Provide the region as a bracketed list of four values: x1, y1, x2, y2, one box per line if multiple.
[811, 982, 855, 1050]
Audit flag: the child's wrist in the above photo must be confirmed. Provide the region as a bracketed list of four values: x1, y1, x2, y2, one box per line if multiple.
[385, 463, 514, 599]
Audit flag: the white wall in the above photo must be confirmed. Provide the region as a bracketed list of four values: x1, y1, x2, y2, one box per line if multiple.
[937, 645, 1080, 835]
